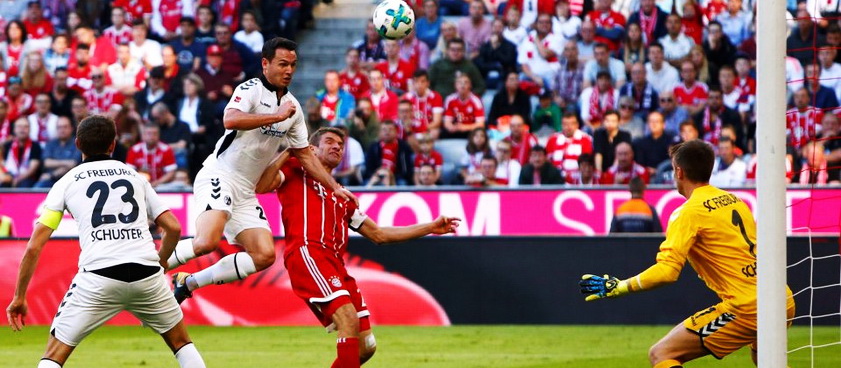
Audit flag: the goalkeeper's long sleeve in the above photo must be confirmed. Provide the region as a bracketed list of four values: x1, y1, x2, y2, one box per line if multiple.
[626, 261, 682, 293]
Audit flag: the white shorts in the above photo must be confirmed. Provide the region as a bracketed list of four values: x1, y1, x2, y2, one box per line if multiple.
[194, 167, 270, 244]
[50, 269, 182, 347]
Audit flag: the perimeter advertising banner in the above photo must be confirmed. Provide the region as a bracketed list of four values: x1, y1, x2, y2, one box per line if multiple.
[0, 188, 838, 237]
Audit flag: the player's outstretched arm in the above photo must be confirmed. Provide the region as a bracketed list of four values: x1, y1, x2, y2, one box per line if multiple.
[255, 150, 290, 194]
[7, 222, 54, 331]
[579, 262, 681, 301]
[154, 210, 182, 270]
[223, 101, 296, 130]
[290, 146, 358, 204]
[358, 216, 461, 245]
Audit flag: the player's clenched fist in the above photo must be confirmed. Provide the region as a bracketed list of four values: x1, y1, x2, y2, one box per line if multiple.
[579, 274, 629, 301]
[276, 101, 297, 121]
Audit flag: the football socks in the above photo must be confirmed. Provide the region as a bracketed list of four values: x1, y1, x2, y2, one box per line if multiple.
[174, 343, 206, 368]
[189, 252, 257, 290]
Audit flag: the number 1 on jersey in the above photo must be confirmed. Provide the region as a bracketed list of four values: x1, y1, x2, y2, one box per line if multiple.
[731, 209, 756, 258]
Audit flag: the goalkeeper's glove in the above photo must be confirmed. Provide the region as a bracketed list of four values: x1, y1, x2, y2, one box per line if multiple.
[579, 274, 630, 301]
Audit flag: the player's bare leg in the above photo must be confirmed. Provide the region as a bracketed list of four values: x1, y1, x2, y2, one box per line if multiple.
[38, 336, 74, 367]
[331, 303, 361, 368]
[359, 329, 377, 364]
[167, 210, 229, 270]
[648, 323, 708, 367]
[160, 320, 206, 368]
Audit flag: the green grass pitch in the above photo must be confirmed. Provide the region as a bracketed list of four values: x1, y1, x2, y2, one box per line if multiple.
[2, 325, 839, 367]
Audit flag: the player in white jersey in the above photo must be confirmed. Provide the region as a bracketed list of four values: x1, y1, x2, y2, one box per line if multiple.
[165, 37, 355, 303]
[6, 116, 206, 368]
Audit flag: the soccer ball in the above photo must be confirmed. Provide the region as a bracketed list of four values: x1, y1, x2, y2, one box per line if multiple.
[373, 0, 415, 40]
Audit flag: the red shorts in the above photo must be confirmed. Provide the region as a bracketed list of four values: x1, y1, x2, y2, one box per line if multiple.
[284, 245, 370, 332]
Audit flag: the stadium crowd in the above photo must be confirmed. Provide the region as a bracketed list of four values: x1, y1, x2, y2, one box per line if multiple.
[0, 0, 839, 190]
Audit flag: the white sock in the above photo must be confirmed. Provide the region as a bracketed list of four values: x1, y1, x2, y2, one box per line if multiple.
[167, 238, 197, 270]
[37, 359, 61, 368]
[188, 252, 257, 290]
[174, 343, 206, 368]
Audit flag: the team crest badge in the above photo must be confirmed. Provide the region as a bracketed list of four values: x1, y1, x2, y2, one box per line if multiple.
[234, 96, 241, 103]
[224, 196, 232, 206]
[329, 276, 342, 288]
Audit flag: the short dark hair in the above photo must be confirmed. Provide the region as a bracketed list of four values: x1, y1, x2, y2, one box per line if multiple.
[309, 126, 346, 146]
[131, 18, 146, 28]
[447, 38, 465, 49]
[76, 115, 116, 156]
[603, 109, 619, 120]
[669, 139, 715, 183]
[629, 176, 646, 194]
[481, 154, 498, 166]
[596, 71, 612, 80]
[531, 145, 546, 154]
[827, 22, 841, 35]
[707, 86, 723, 95]
[413, 69, 429, 79]
[76, 43, 90, 51]
[593, 42, 609, 51]
[648, 42, 663, 51]
[578, 153, 595, 166]
[262, 37, 298, 62]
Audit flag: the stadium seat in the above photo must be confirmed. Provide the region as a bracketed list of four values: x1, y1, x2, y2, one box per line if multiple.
[434, 138, 468, 185]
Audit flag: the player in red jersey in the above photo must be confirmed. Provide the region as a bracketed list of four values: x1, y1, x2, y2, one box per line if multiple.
[401, 70, 444, 139]
[257, 127, 460, 368]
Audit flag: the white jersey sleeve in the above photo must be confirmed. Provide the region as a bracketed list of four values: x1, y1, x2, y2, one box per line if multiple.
[42, 174, 71, 213]
[225, 79, 261, 113]
[143, 180, 169, 221]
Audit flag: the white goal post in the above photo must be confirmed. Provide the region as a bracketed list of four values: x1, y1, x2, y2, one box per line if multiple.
[756, 0, 788, 366]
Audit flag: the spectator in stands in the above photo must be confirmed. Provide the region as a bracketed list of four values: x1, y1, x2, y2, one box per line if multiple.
[800, 63, 840, 110]
[2, 117, 41, 188]
[786, 88, 824, 151]
[74, 25, 116, 70]
[316, 70, 356, 126]
[488, 71, 532, 129]
[376, 40, 415, 95]
[633, 111, 674, 176]
[532, 90, 562, 133]
[196, 44, 236, 115]
[174, 73, 216, 173]
[443, 74, 485, 139]
[627, 0, 667, 46]
[214, 23, 257, 80]
[552, 0, 582, 44]
[23, 1, 53, 52]
[194, 5, 216, 44]
[6, 77, 33, 123]
[416, 0, 442, 49]
[112, 0, 152, 25]
[593, 109, 631, 171]
[432, 21, 461, 64]
[610, 177, 663, 233]
[150, 102, 191, 170]
[103, 7, 133, 47]
[504, 5, 528, 45]
[21, 52, 52, 97]
[645, 43, 679, 94]
[585, 0, 626, 52]
[702, 21, 737, 78]
[519, 145, 564, 185]
[44, 34, 71, 75]
[64, 11, 82, 35]
[518, 13, 562, 92]
[459, 127, 491, 181]
[506, 114, 538, 166]
[413, 133, 443, 185]
[396, 100, 418, 148]
[364, 69, 399, 122]
[473, 18, 517, 90]
[817, 47, 841, 102]
[493, 139, 521, 187]
[135, 66, 172, 121]
[356, 20, 386, 67]
[70, 96, 89, 127]
[819, 113, 841, 182]
[619, 62, 659, 119]
[234, 11, 264, 54]
[365, 120, 413, 185]
[577, 19, 598, 63]
[617, 96, 645, 140]
[430, 38, 486, 98]
[127, 122, 177, 187]
[349, 97, 380, 149]
[718, 66, 742, 112]
[719, 125, 743, 157]
[826, 23, 841, 64]
[129, 19, 163, 70]
[331, 125, 365, 187]
[114, 99, 143, 147]
[258, 0, 300, 41]
[689, 45, 713, 86]
[678, 119, 700, 143]
[715, 0, 752, 47]
[416, 163, 438, 187]
[459, 0, 492, 58]
[693, 87, 743, 149]
[0, 101, 10, 143]
[150, 0, 194, 41]
[583, 43, 626, 88]
[439, 0, 470, 15]
[504, 0, 554, 29]
[0, 20, 33, 78]
[659, 14, 694, 65]
[304, 97, 329, 134]
[339, 48, 371, 100]
[787, 8, 823, 66]
[465, 155, 506, 187]
[554, 41, 585, 110]
[674, 60, 708, 115]
[170, 16, 206, 72]
[601, 141, 648, 184]
[67, 44, 93, 95]
[616, 23, 645, 75]
[579, 71, 619, 128]
[400, 30, 431, 71]
[83, 67, 125, 118]
[545, 111, 593, 179]
[402, 69, 444, 140]
[34, 116, 79, 188]
[107, 44, 146, 97]
[570, 153, 599, 185]
[680, 0, 704, 45]
[658, 90, 689, 135]
[27, 93, 59, 146]
[709, 136, 747, 187]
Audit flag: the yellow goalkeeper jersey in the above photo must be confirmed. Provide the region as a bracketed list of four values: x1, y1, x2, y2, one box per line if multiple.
[635, 185, 773, 315]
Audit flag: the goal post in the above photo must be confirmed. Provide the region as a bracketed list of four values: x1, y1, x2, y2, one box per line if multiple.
[756, 0, 788, 366]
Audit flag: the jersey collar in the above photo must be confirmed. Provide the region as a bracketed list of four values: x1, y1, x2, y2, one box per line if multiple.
[83, 154, 116, 163]
[259, 74, 289, 97]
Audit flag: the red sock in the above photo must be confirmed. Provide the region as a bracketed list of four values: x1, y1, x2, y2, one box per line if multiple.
[330, 337, 359, 368]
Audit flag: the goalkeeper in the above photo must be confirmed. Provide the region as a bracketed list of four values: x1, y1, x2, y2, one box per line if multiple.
[579, 140, 795, 368]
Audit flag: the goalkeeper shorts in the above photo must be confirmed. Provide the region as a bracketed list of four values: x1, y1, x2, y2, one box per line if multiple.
[683, 299, 795, 359]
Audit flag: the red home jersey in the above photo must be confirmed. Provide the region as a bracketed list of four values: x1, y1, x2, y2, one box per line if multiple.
[587, 10, 626, 51]
[83, 87, 125, 115]
[113, 0, 153, 23]
[365, 89, 399, 121]
[157, 0, 183, 33]
[674, 82, 709, 107]
[339, 70, 370, 99]
[601, 162, 650, 185]
[278, 157, 366, 259]
[103, 26, 133, 47]
[374, 59, 415, 92]
[785, 107, 824, 150]
[507, 132, 539, 166]
[401, 89, 443, 134]
[126, 142, 177, 182]
[23, 19, 54, 40]
[443, 93, 484, 128]
[544, 130, 593, 174]
[414, 150, 443, 170]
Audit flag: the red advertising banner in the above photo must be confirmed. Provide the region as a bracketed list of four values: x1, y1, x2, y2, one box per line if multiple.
[0, 188, 838, 237]
[0, 239, 450, 327]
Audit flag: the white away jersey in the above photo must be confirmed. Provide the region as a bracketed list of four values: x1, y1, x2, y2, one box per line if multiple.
[42, 158, 169, 270]
[203, 76, 309, 186]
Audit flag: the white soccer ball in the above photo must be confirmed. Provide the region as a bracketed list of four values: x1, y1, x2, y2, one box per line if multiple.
[373, 0, 415, 40]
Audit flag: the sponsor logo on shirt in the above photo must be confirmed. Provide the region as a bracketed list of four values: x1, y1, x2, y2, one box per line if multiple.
[259, 126, 287, 137]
